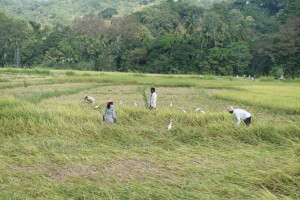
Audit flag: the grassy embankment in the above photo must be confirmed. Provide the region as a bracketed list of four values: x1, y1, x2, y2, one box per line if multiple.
[0, 68, 299, 199]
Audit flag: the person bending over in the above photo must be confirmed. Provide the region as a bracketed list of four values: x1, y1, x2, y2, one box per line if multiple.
[227, 106, 251, 126]
[84, 95, 95, 105]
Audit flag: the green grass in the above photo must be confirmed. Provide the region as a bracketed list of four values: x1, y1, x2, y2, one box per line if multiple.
[213, 85, 300, 114]
[24, 83, 115, 103]
[0, 68, 51, 75]
[65, 70, 76, 76]
[0, 78, 9, 82]
[0, 69, 299, 199]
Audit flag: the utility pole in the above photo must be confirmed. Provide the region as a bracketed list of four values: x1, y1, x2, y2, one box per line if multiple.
[14, 45, 21, 68]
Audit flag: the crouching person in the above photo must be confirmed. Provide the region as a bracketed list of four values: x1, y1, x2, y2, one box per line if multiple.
[103, 99, 116, 123]
[84, 95, 95, 105]
[227, 106, 251, 126]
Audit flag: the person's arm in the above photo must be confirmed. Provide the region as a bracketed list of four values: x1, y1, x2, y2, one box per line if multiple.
[234, 112, 241, 125]
[149, 94, 153, 109]
[102, 108, 106, 121]
[112, 106, 116, 122]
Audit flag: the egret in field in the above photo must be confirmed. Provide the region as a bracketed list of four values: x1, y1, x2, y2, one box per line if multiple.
[135, 102, 138, 107]
[182, 108, 187, 113]
[168, 120, 173, 131]
[94, 104, 101, 109]
[195, 108, 206, 113]
[120, 100, 123, 105]
[170, 102, 173, 107]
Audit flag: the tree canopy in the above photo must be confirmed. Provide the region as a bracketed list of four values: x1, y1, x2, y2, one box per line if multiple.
[0, 0, 299, 77]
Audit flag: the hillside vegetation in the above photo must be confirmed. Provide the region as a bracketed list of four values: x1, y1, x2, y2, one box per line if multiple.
[0, 0, 224, 25]
[1, 0, 299, 77]
[1, 69, 299, 199]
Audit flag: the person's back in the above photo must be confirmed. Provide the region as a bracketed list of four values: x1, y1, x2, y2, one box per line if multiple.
[234, 109, 251, 120]
[84, 95, 95, 105]
[103, 99, 116, 123]
[227, 106, 251, 126]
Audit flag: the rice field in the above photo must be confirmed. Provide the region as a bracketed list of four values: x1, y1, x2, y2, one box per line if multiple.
[0, 68, 299, 199]
[213, 85, 300, 114]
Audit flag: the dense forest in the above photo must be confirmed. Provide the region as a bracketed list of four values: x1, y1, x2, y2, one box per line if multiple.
[0, 0, 299, 77]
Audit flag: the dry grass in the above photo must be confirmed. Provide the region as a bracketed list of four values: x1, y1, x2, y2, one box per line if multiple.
[3, 83, 91, 99]
[0, 69, 299, 199]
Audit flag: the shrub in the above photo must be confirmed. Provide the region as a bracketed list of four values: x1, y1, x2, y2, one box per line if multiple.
[259, 76, 275, 82]
[66, 71, 76, 76]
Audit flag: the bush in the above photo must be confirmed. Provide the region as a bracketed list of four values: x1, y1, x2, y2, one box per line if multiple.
[259, 76, 275, 82]
[66, 71, 76, 76]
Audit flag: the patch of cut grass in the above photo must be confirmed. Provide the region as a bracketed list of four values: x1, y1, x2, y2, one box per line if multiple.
[24, 83, 116, 103]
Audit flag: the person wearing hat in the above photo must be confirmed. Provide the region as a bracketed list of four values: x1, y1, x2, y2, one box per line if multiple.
[83, 95, 95, 105]
[103, 99, 116, 123]
[149, 87, 157, 109]
[227, 106, 251, 126]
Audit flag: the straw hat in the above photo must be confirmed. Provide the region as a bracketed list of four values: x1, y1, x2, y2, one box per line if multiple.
[227, 106, 234, 112]
[105, 99, 113, 104]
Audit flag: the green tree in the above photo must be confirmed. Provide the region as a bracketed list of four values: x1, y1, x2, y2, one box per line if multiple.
[0, 13, 29, 66]
[270, 17, 300, 78]
[204, 47, 233, 75]
[227, 41, 252, 75]
[99, 8, 118, 19]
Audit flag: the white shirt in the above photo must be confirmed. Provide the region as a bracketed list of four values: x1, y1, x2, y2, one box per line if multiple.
[150, 92, 157, 108]
[87, 96, 95, 105]
[233, 109, 251, 125]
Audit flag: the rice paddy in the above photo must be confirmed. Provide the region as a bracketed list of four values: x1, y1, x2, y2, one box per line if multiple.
[0, 68, 299, 199]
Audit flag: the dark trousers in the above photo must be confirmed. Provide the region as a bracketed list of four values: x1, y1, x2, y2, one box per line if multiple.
[244, 117, 251, 126]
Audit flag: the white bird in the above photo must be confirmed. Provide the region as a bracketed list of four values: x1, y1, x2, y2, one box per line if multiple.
[94, 104, 101, 109]
[135, 102, 138, 107]
[120, 100, 123, 105]
[168, 120, 172, 131]
[170, 102, 173, 107]
[182, 108, 187, 113]
[195, 108, 206, 113]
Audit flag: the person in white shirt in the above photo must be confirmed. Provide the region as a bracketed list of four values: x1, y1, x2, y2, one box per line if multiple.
[83, 95, 95, 105]
[227, 106, 251, 126]
[149, 87, 157, 109]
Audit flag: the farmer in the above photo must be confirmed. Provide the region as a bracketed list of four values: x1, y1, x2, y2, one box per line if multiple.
[227, 106, 251, 126]
[103, 99, 116, 123]
[83, 95, 95, 105]
[149, 87, 157, 109]
[279, 75, 284, 81]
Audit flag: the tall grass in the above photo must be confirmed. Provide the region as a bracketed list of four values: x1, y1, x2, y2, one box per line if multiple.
[213, 85, 300, 114]
[0, 97, 299, 199]
[65, 70, 76, 76]
[0, 69, 299, 199]
[0, 78, 9, 82]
